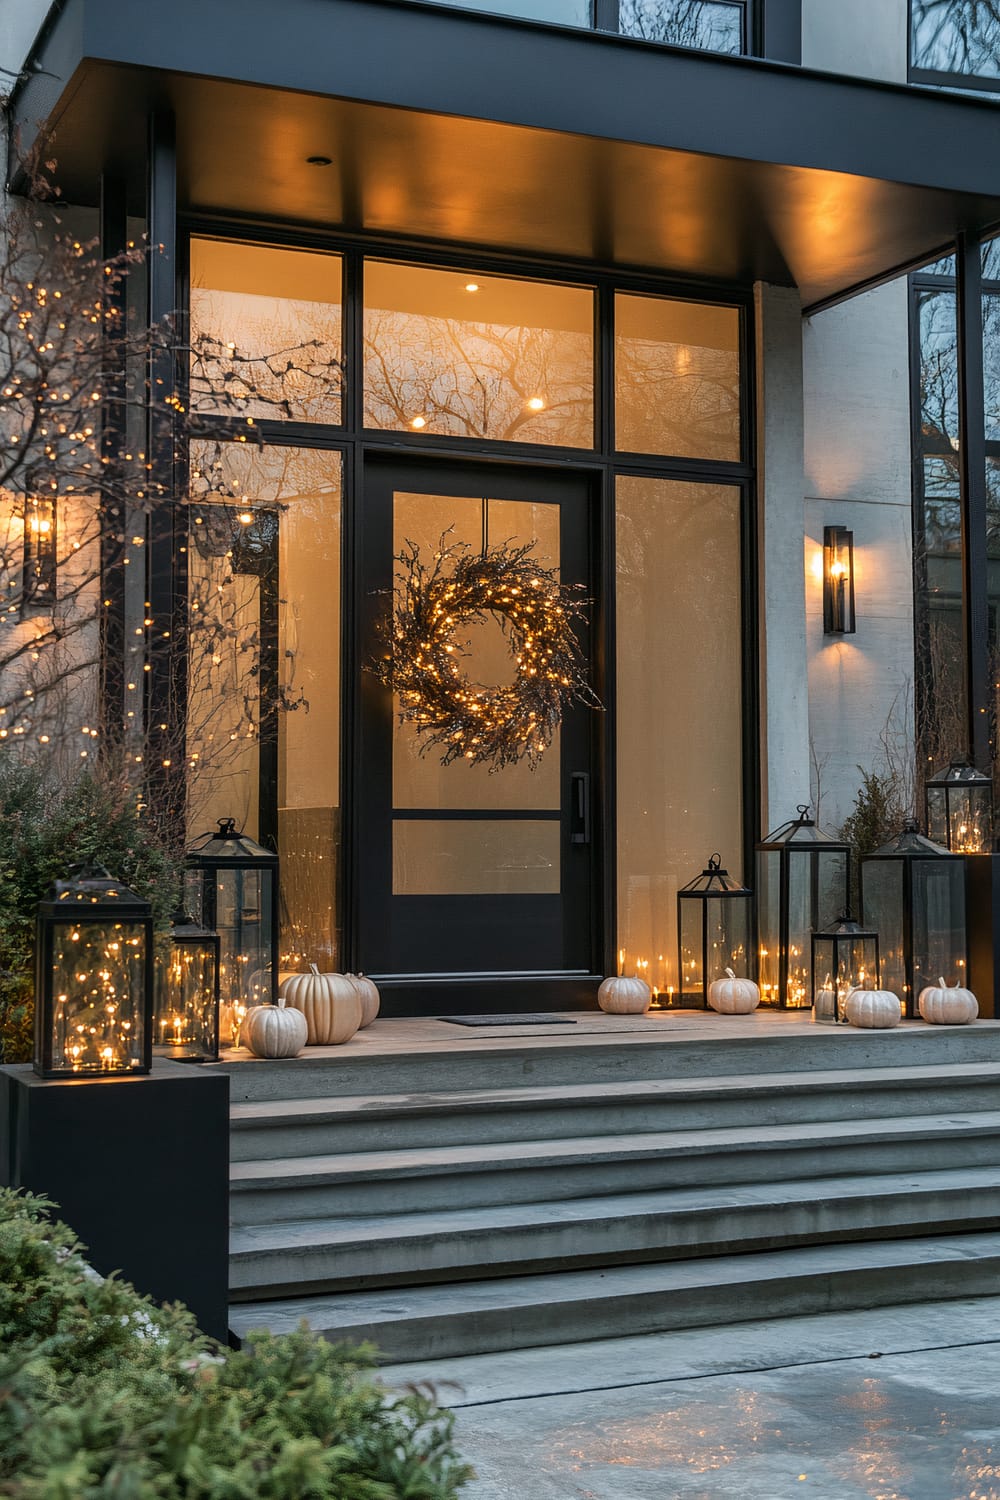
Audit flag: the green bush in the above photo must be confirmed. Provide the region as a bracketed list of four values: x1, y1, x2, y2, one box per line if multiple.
[0, 1189, 474, 1498]
[0, 753, 182, 1065]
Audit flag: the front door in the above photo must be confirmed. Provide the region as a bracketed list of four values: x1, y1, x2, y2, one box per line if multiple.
[357, 456, 601, 1008]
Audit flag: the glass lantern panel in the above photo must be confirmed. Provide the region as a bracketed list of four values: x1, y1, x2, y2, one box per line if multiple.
[215, 868, 274, 1011]
[155, 944, 218, 1060]
[816, 850, 849, 929]
[912, 859, 967, 996]
[756, 849, 781, 1005]
[861, 862, 906, 1004]
[49, 920, 147, 1073]
[678, 902, 705, 1004]
[785, 853, 813, 1008]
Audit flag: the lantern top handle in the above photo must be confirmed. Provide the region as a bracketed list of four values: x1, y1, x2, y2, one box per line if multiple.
[796, 804, 811, 820]
[707, 853, 722, 871]
[217, 817, 240, 837]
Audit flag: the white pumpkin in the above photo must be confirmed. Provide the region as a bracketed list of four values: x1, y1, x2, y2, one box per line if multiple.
[708, 968, 760, 1014]
[347, 973, 381, 1029]
[280, 966, 362, 1045]
[844, 988, 902, 1030]
[918, 976, 979, 1026]
[243, 997, 308, 1058]
[598, 975, 651, 1014]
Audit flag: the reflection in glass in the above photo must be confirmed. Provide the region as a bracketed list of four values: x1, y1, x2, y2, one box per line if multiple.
[187, 444, 343, 971]
[364, 261, 594, 447]
[616, 476, 743, 1001]
[912, 1, 1000, 80]
[619, 0, 743, 52]
[917, 288, 958, 447]
[189, 238, 343, 424]
[393, 820, 560, 895]
[615, 293, 740, 459]
[430, 0, 590, 18]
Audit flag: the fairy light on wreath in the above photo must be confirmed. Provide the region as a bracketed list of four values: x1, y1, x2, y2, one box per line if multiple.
[373, 534, 601, 771]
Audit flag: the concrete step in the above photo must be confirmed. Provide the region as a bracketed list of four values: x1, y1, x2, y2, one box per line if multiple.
[228, 1110, 1000, 1223]
[228, 1230, 1000, 1360]
[228, 1061, 1000, 1161]
[229, 1164, 1000, 1298]
[212, 1021, 1000, 1102]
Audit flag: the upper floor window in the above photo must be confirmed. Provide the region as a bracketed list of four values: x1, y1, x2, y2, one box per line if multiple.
[911, 1, 1000, 90]
[424, 0, 749, 55]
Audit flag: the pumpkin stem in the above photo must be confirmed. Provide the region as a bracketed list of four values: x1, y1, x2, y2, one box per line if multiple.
[276, 995, 286, 1009]
[939, 976, 948, 989]
[309, 963, 320, 975]
[725, 968, 736, 980]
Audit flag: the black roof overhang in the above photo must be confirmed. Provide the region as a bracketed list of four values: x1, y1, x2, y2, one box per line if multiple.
[11, 0, 1000, 307]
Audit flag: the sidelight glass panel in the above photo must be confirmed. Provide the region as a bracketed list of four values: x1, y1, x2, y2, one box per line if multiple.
[618, 0, 743, 52]
[615, 293, 741, 460]
[187, 443, 343, 970]
[393, 820, 560, 895]
[391, 490, 561, 811]
[616, 475, 743, 1001]
[364, 261, 594, 447]
[911, 2, 1000, 81]
[189, 239, 343, 424]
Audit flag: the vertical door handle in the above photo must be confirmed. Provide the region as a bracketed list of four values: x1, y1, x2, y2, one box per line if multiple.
[570, 771, 591, 845]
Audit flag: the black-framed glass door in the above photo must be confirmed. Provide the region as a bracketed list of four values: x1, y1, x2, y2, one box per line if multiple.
[357, 455, 601, 1003]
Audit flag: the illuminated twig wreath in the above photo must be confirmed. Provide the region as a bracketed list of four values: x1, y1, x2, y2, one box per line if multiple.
[373, 535, 601, 771]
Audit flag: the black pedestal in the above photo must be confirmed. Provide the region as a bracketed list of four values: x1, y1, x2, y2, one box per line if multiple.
[0, 1060, 229, 1342]
[965, 853, 999, 1019]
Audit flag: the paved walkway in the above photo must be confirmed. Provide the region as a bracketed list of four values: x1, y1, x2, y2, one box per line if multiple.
[382, 1298, 1000, 1499]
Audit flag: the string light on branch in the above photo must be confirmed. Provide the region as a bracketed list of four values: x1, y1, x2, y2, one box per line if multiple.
[372, 535, 601, 772]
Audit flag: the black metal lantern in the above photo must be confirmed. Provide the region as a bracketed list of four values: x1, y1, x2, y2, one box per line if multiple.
[859, 820, 967, 1017]
[34, 866, 154, 1078]
[153, 914, 221, 1062]
[823, 525, 856, 635]
[756, 806, 851, 1009]
[185, 819, 279, 1029]
[677, 853, 753, 1007]
[926, 761, 994, 853]
[811, 913, 880, 1025]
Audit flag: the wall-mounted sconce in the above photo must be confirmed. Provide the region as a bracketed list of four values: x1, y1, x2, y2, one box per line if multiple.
[823, 525, 855, 635]
[22, 495, 56, 615]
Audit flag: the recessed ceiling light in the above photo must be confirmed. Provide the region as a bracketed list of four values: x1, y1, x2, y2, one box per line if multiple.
[410, 416, 427, 429]
[465, 282, 480, 292]
[527, 396, 546, 411]
[306, 155, 333, 167]
[238, 512, 254, 525]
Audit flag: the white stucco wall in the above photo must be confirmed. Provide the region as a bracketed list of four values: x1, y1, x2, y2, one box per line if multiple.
[0, 0, 49, 89]
[800, 0, 907, 82]
[802, 277, 915, 832]
[756, 282, 811, 833]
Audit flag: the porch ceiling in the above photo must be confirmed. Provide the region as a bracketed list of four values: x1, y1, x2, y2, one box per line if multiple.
[12, 0, 1000, 306]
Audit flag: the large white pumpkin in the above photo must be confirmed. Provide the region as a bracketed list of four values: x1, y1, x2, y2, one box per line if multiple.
[708, 968, 760, 1014]
[844, 988, 902, 1030]
[347, 973, 381, 1029]
[598, 975, 651, 1014]
[280, 966, 362, 1045]
[918, 977, 979, 1026]
[243, 997, 308, 1058]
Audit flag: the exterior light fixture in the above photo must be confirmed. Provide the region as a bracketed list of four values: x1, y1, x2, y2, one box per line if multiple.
[925, 761, 994, 853]
[676, 853, 753, 1008]
[860, 820, 966, 1016]
[464, 282, 480, 292]
[184, 819, 279, 1041]
[756, 806, 851, 1008]
[410, 416, 427, 429]
[153, 913, 222, 1062]
[823, 525, 855, 635]
[527, 397, 546, 411]
[34, 866, 154, 1078]
[306, 155, 333, 167]
[22, 494, 56, 615]
[811, 913, 880, 1024]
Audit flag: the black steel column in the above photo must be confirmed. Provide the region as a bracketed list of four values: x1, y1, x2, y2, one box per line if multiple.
[955, 232, 991, 771]
[99, 174, 128, 748]
[145, 113, 186, 839]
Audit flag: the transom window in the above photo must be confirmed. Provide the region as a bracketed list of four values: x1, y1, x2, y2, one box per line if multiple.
[910, 1, 1000, 90]
[415, 0, 749, 55]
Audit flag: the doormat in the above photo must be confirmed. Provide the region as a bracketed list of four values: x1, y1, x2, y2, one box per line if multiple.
[439, 1014, 578, 1027]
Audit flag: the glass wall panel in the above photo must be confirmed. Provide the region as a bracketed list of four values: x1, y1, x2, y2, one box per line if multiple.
[428, 0, 589, 19]
[619, 0, 743, 52]
[917, 287, 958, 448]
[916, 455, 966, 779]
[616, 475, 743, 1001]
[189, 239, 343, 424]
[393, 822, 560, 895]
[912, 2, 1000, 82]
[615, 293, 741, 460]
[187, 443, 343, 969]
[364, 261, 595, 447]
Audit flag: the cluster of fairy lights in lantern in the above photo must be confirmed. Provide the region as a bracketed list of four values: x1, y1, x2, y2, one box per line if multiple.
[373, 536, 600, 771]
[53, 922, 145, 1072]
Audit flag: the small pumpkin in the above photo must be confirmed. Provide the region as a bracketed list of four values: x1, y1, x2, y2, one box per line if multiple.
[347, 973, 381, 1029]
[280, 966, 362, 1045]
[708, 968, 760, 1014]
[243, 996, 308, 1058]
[918, 976, 979, 1026]
[598, 974, 651, 1014]
[844, 988, 901, 1030]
